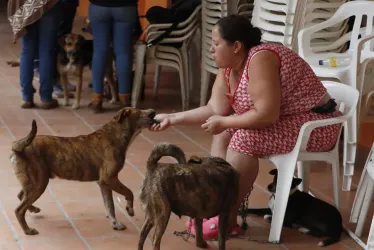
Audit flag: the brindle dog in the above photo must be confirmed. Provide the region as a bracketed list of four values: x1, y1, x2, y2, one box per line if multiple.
[138, 143, 240, 250]
[9, 107, 157, 235]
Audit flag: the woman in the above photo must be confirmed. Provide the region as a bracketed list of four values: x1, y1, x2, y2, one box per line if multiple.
[88, 0, 138, 113]
[150, 15, 342, 239]
[8, 0, 62, 109]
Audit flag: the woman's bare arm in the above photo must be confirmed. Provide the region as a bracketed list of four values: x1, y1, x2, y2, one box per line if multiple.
[168, 69, 232, 125]
[223, 50, 281, 129]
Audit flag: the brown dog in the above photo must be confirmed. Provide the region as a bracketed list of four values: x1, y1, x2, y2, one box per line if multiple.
[57, 33, 118, 109]
[138, 143, 240, 250]
[9, 107, 157, 235]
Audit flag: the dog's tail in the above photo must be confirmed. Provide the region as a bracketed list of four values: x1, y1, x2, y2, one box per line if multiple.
[12, 120, 37, 153]
[147, 143, 186, 172]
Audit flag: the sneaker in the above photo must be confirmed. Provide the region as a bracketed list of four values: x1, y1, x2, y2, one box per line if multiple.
[186, 216, 242, 240]
[53, 84, 74, 98]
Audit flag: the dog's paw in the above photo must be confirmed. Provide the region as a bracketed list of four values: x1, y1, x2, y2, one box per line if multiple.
[28, 206, 41, 213]
[196, 241, 208, 249]
[298, 227, 310, 234]
[264, 214, 272, 223]
[72, 104, 80, 110]
[25, 228, 39, 235]
[126, 207, 135, 217]
[63, 101, 70, 107]
[112, 221, 126, 231]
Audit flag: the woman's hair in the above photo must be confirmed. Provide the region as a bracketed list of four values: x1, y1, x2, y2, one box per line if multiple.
[216, 15, 262, 50]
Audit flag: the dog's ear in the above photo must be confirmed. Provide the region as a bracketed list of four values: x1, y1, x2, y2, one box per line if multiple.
[116, 108, 130, 123]
[77, 35, 86, 47]
[188, 155, 202, 164]
[58, 34, 67, 47]
[269, 169, 278, 175]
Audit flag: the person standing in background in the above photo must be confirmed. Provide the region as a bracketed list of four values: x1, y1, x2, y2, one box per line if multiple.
[8, 0, 62, 109]
[88, 0, 138, 113]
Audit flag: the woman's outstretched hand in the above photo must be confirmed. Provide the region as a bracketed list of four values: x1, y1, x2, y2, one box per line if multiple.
[149, 113, 171, 132]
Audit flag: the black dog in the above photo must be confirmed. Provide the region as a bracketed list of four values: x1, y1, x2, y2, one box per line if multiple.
[240, 169, 343, 247]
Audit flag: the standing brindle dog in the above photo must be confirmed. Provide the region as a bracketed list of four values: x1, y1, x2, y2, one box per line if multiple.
[9, 107, 157, 235]
[138, 143, 240, 250]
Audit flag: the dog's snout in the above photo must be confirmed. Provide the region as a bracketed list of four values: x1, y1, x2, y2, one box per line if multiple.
[148, 110, 156, 119]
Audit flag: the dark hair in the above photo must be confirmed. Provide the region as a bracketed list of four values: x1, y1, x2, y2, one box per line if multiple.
[216, 15, 262, 50]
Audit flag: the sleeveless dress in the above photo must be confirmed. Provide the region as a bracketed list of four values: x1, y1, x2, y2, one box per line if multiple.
[224, 43, 342, 157]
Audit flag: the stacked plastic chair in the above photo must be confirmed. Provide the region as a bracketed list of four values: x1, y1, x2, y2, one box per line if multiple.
[131, 5, 202, 111]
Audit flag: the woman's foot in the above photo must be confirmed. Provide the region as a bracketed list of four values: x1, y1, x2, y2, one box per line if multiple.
[39, 99, 59, 110]
[185, 216, 242, 240]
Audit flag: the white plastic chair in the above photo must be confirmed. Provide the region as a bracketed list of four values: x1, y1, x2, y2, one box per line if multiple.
[298, 1, 374, 191]
[131, 5, 201, 111]
[266, 81, 359, 243]
[347, 142, 374, 249]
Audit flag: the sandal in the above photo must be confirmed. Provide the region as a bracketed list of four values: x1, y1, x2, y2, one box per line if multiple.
[185, 216, 242, 240]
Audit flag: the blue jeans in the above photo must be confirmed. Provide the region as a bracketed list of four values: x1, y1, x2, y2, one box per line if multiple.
[89, 3, 137, 95]
[20, 1, 62, 102]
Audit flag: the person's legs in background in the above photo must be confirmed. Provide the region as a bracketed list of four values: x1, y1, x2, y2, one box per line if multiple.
[52, 0, 79, 98]
[88, 4, 112, 113]
[37, 1, 62, 109]
[112, 6, 137, 106]
[20, 22, 39, 108]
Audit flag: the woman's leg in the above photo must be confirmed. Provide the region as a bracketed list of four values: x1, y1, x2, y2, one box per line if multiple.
[225, 149, 259, 227]
[88, 4, 112, 112]
[37, 1, 62, 109]
[211, 130, 232, 158]
[20, 22, 38, 108]
[112, 6, 137, 106]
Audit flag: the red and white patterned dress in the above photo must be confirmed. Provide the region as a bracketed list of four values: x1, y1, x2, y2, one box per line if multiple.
[225, 43, 342, 157]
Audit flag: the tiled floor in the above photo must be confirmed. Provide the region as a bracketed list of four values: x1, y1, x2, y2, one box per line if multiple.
[1, 4, 374, 250]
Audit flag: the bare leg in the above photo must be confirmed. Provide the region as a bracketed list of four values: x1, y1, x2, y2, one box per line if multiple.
[98, 184, 126, 230]
[211, 131, 232, 159]
[195, 218, 208, 248]
[226, 149, 259, 227]
[138, 217, 154, 250]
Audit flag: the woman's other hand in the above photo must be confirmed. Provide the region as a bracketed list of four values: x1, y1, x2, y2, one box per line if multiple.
[201, 115, 227, 135]
[149, 113, 171, 132]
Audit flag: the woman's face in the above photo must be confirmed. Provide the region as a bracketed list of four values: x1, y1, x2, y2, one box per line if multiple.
[210, 25, 235, 68]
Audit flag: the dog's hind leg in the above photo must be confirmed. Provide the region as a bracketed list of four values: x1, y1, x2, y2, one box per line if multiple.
[152, 207, 171, 250]
[218, 213, 230, 250]
[15, 181, 48, 235]
[195, 218, 208, 248]
[138, 216, 154, 250]
[17, 190, 40, 213]
[100, 177, 134, 216]
[98, 184, 126, 230]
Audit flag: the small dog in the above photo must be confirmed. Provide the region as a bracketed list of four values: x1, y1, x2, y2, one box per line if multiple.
[138, 143, 240, 250]
[57, 33, 118, 109]
[9, 107, 158, 235]
[240, 169, 343, 247]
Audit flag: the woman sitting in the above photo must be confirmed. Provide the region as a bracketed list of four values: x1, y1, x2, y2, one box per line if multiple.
[149, 15, 342, 239]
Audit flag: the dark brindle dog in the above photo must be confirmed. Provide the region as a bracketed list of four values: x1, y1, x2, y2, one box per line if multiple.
[57, 33, 118, 109]
[9, 107, 157, 235]
[138, 143, 240, 250]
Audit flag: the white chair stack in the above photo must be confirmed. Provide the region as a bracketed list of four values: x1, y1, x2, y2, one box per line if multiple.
[131, 5, 202, 111]
[298, 1, 374, 191]
[200, 0, 228, 106]
[251, 0, 349, 52]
